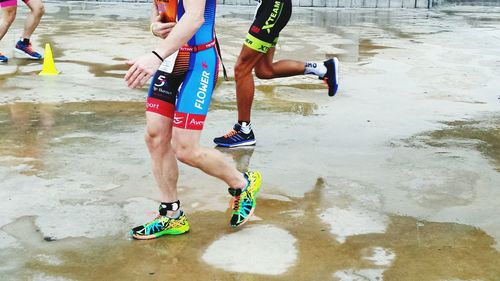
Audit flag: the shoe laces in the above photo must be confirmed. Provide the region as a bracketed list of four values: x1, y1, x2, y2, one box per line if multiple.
[144, 214, 169, 226]
[19, 42, 34, 53]
[223, 129, 238, 138]
[25, 45, 35, 53]
[232, 195, 241, 211]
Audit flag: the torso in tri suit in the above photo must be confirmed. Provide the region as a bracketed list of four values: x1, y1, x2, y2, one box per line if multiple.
[147, 0, 220, 131]
[154, 0, 216, 47]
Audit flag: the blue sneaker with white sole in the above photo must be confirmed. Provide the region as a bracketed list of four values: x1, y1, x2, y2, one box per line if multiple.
[322, 58, 339, 96]
[15, 40, 43, 60]
[0, 52, 8, 63]
[214, 123, 256, 147]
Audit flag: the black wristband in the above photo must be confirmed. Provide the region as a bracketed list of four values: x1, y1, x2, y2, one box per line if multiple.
[152, 51, 164, 62]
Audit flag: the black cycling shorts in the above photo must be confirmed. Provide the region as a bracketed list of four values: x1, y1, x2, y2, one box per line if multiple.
[244, 0, 292, 53]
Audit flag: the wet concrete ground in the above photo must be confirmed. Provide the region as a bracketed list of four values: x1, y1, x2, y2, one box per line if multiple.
[1, 2, 500, 281]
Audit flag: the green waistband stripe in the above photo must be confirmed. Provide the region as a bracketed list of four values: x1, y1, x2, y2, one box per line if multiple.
[244, 34, 276, 53]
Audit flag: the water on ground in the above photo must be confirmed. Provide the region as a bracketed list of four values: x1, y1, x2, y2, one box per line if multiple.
[1, 2, 499, 281]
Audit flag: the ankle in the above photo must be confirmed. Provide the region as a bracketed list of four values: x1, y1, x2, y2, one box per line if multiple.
[158, 200, 180, 216]
[236, 174, 249, 190]
[304, 61, 327, 77]
[166, 210, 180, 218]
[238, 121, 252, 134]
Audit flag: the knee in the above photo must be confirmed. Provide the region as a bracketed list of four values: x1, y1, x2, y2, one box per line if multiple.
[234, 62, 246, 82]
[145, 124, 171, 149]
[255, 66, 274, 80]
[234, 59, 254, 82]
[3, 8, 17, 24]
[30, 3, 44, 18]
[35, 4, 45, 18]
[173, 143, 199, 166]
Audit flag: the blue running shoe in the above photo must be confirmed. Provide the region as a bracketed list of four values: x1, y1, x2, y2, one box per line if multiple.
[322, 58, 339, 96]
[0, 52, 8, 63]
[15, 40, 43, 60]
[214, 123, 256, 147]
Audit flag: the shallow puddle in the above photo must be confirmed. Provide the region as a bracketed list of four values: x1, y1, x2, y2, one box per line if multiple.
[2, 178, 500, 281]
[1, 2, 500, 281]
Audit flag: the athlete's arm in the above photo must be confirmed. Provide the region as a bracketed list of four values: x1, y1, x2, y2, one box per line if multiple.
[151, 1, 158, 22]
[125, 0, 206, 89]
[150, 2, 176, 39]
[153, 0, 206, 58]
[151, 17, 176, 39]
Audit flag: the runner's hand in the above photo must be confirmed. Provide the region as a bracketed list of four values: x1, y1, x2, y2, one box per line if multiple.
[152, 16, 176, 39]
[125, 53, 162, 89]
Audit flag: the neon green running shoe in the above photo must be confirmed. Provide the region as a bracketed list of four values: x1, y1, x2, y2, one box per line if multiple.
[130, 211, 190, 240]
[228, 171, 262, 228]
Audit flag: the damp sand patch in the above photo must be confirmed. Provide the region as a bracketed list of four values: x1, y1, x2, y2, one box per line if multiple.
[407, 117, 500, 172]
[428, 118, 499, 171]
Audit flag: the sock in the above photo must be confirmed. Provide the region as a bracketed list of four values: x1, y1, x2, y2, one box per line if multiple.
[23, 38, 30, 45]
[238, 121, 251, 134]
[228, 187, 243, 197]
[167, 211, 181, 219]
[158, 200, 180, 216]
[304, 61, 327, 78]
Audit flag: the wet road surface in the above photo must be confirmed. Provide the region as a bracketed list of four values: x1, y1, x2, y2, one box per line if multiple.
[1, 2, 500, 281]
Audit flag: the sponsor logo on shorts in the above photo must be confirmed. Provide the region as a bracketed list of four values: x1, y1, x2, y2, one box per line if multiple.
[189, 118, 204, 127]
[245, 37, 269, 52]
[173, 112, 205, 130]
[153, 86, 173, 96]
[251, 25, 261, 34]
[146, 102, 160, 110]
[202, 61, 208, 69]
[262, 1, 282, 34]
[146, 97, 175, 117]
[152, 74, 174, 96]
[154, 75, 167, 87]
[259, 45, 270, 52]
[245, 38, 253, 46]
[194, 70, 211, 111]
[173, 115, 184, 125]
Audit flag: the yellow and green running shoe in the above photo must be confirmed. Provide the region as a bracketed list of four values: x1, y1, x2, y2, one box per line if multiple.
[228, 171, 262, 228]
[130, 211, 190, 240]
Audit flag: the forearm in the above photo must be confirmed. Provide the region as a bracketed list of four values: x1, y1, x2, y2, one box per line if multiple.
[154, 12, 204, 59]
[151, 3, 158, 23]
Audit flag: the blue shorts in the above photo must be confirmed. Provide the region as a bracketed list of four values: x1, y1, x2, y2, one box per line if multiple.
[146, 46, 219, 130]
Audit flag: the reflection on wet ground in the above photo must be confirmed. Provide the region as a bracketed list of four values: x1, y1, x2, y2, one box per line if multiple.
[60, 59, 129, 79]
[212, 83, 319, 115]
[1, 2, 500, 280]
[1, 101, 499, 279]
[0, 96, 315, 177]
[422, 118, 500, 171]
[358, 39, 393, 61]
[0, 102, 144, 176]
[2, 179, 500, 281]
[0, 97, 315, 176]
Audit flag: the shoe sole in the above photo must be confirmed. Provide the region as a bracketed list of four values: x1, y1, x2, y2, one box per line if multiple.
[333, 57, 339, 89]
[231, 171, 262, 228]
[14, 48, 42, 60]
[215, 139, 256, 148]
[131, 224, 190, 240]
[325, 57, 339, 97]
